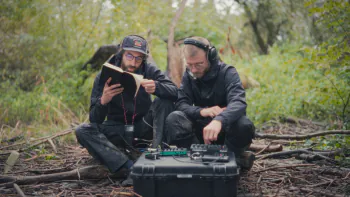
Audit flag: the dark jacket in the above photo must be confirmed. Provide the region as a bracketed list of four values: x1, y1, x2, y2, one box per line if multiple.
[175, 60, 247, 129]
[89, 54, 178, 124]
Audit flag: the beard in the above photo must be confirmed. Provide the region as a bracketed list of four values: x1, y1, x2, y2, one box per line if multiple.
[121, 61, 137, 73]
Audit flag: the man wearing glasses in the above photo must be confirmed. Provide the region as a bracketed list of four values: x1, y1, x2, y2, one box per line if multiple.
[165, 36, 255, 170]
[75, 35, 177, 185]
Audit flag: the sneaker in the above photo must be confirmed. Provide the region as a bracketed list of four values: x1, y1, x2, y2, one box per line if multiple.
[236, 151, 255, 170]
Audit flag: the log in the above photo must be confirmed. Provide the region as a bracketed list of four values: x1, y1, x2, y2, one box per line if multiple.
[249, 144, 283, 153]
[0, 165, 128, 188]
[255, 130, 350, 140]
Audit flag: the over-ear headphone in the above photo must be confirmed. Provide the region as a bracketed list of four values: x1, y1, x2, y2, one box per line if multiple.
[183, 38, 218, 63]
[119, 34, 150, 56]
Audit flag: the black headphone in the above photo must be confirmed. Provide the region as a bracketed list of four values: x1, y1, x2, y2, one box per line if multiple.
[183, 38, 218, 63]
[119, 34, 150, 56]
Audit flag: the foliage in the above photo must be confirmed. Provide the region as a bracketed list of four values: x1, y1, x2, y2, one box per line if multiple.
[228, 43, 349, 127]
[304, 0, 350, 128]
[0, 0, 349, 152]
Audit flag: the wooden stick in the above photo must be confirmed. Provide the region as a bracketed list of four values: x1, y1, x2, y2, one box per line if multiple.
[113, 192, 133, 196]
[0, 165, 128, 188]
[56, 190, 64, 197]
[253, 164, 316, 174]
[0, 128, 73, 150]
[13, 183, 27, 197]
[0, 128, 74, 155]
[255, 130, 350, 140]
[255, 142, 272, 155]
[300, 188, 343, 197]
[256, 149, 338, 163]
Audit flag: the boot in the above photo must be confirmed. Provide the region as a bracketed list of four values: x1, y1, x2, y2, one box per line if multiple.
[226, 142, 255, 170]
[236, 151, 255, 170]
[121, 173, 133, 186]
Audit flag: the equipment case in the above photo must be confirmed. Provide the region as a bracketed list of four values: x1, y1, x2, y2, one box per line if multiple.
[131, 152, 240, 197]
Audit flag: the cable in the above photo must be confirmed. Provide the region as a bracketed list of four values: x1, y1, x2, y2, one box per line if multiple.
[142, 117, 153, 129]
[171, 154, 226, 165]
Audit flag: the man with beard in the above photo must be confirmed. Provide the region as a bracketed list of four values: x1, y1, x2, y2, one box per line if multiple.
[75, 35, 178, 185]
[165, 36, 255, 170]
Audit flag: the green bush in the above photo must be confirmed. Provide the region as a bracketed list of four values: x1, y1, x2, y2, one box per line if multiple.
[225, 43, 350, 127]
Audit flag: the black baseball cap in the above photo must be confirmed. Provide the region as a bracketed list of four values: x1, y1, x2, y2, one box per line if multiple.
[121, 35, 148, 55]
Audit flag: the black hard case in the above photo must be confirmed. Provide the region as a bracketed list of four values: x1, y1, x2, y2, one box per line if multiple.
[131, 152, 240, 197]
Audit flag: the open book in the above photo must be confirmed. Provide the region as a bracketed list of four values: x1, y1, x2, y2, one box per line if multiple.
[99, 62, 144, 97]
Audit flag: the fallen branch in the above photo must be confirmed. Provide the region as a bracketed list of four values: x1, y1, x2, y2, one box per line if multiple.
[301, 167, 350, 177]
[300, 188, 343, 197]
[13, 183, 26, 197]
[250, 143, 283, 154]
[253, 164, 316, 174]
[0, 165, 128, 188]
[256, 149, 339, 164]
[295, 149, 343, 161]
[0, 128, 74, 155]
[255, 130, 350, 140]
[13, 164, 75, 174]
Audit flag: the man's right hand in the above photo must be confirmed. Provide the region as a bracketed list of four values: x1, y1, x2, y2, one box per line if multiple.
[100, 78, 124, 105]
[200, 106, 226, 118]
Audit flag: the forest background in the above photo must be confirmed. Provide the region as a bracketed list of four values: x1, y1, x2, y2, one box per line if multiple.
[0, 0, 349, 160]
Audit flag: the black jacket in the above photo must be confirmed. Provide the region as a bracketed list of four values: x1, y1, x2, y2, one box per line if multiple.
[175, 61, 247, 129]
[89, 54, 178, 124]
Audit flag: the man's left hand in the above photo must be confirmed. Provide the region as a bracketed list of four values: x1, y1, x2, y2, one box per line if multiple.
[203, 120, 222, 144]
[141, 79, 156, 94]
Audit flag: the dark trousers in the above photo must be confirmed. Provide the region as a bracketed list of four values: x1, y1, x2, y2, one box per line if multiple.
[165, 111, 255, 157]
[75, 98, 174, 173]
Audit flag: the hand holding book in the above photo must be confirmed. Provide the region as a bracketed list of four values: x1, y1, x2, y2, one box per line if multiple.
[100, 62, 144, 97]
[100, 78, 124, 105]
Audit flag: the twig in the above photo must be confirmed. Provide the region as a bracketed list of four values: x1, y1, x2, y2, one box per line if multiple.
[48, 139, 57, 153]
[253, 164, 316, 174]
[13, 183, 26, 197]
[130, 190, 143, 197]
[24, 154, 56, 162]
[256, 149, 338, 163]
[0, 128, 74, 155]
[300, 188, 343, 197]
[112, 191, 133, 196]
[308, 181, 332, 187]
[56, 190, 64, 197]
[255, 130, 350, 140]
[0, 128, 74, 151]
[82, 187, 93, 197]
[342, 171, 350, 180]
[255, 142, 272, 155]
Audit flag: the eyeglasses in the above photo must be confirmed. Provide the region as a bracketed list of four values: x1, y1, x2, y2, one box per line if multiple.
[186, 62, 205, 70]
[125, 53, 145, 63]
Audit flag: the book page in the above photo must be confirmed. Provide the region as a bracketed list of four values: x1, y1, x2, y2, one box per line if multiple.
[128, 73, 144, 97]
[103, 62, 124, 73]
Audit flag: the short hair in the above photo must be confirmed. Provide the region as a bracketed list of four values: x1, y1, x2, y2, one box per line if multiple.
[183, 36, 211, 58]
